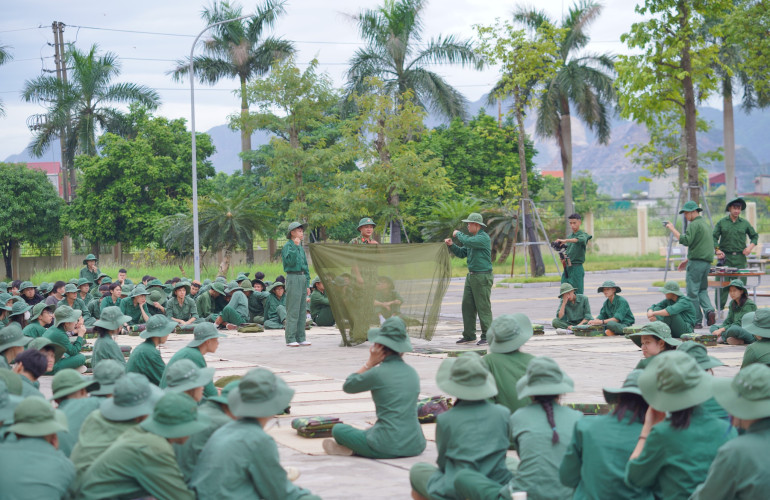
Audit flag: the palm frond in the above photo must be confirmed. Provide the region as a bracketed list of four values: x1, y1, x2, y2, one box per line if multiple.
[562, 1, 603, 56]
[407, 34, 484, 71]
[513, 5, 553, 30]
[407, 67, 468, 119]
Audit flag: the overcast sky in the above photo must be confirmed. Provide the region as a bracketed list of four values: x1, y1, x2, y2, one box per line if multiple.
[0, 0, 643, 160]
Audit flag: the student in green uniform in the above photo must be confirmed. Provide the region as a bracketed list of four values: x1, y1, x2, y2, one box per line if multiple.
[482, 313, 535, 415]
[165, 359, 214, 403]
[347, 217, 380, 344]
[6, 300, 32, 330]
[0, 397, 75, 499]
[195, 281, 226, 322]
[627, 321, 682, 369]
[555, 213, 592, 295]
[91, 306, 131, 368]
[116, 268, 133, 286]
[51, 369, 101, 457]
[120, 284, 151, 325]
[191, 368, 321, 500]
[309, 276, 335, 326]
[373, 275, 403, 320]
[586, 280, 634, 336]
[625, 351, 736, 500]
[77, 278, 92, 305]
[79, 253, 100, 284]
[323, 317, 425, 458]
[739, 310, 770, 368]
[45, 280, 66, 306]
[677, 341, 729, 421]
[147, 287, 167, 317]
[18, 281, 41, 306]
[0, 379, 23, 439]
[126, 314, 176, 385]
[89, 359, 125, 398]
[166, 280, 199, 326]
[11, 349, 47, 399]
[247, 278, 268, 323]
[646, 281, 697, 337]
[283, 222, 312, 347]
[664, 201, 716, 327]
[43, 305, 87, 373]
[23, 302, 54, 338]
[410, 352, 512, 500]
[0, 323, 32, 369]
[59, 283, 94, 327]
[712, 197, 758, 309]
[264, 281, 288, 330]
[552, 283, 592, 332]
[78, 392, 207, 500]
[559, 370, 653, 500]
[100, 282, 122, 312]
[160, 322, 225, 399]
[26, 336, 64, 375]
[217, 281, 249, 329]
[691, 363, 770, 499]
[445, 212, 494, 346]
[710, 279, 757, 344]
[190, 280, 201, 299]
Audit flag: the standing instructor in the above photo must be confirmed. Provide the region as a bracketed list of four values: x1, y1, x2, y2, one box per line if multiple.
[555, 213, 592, 295]
[713, 197, 758, 310]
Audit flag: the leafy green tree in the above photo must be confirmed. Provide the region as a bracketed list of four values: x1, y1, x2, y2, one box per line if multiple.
[725, 0, 770, 97]
[0, 42, 11, 116]
[170, 0, 294, 175]
[346, 0, 484, 119]
[537, 172, 610, 217]
[0, 163, 65, 278]
[420, 198, 483, 242]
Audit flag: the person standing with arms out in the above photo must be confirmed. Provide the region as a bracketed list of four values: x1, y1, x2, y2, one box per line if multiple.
[665, 201, 717, 328]
[713, 197, 758, 310]
[283, 222, 311, 347]
[348, 217, 379, 345]
[445, 213, 493, 346]
[555, 213, 592, 295]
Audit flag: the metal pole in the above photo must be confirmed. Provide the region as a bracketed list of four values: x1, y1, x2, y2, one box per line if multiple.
[189, 14, 251, 282]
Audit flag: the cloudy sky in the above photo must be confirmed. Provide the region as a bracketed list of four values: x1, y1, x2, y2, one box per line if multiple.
[0, 0, 643, 160]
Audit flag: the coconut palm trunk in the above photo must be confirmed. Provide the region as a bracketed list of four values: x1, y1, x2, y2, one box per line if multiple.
[722, 77, 736, 201]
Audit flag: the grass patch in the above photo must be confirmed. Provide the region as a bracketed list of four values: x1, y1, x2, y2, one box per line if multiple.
[651, 280, 686, 288]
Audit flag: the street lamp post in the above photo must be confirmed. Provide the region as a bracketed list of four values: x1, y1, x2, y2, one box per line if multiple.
[189, 14, 251, 282]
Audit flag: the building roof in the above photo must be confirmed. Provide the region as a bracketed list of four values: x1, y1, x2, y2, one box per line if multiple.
[540, 170, 564, 178]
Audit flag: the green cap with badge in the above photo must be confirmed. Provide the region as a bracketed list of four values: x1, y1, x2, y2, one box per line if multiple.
[357, 217, 376, 229]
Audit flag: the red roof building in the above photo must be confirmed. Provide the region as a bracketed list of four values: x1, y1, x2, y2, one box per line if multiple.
[540, 170, 564, 178]
[25, 162, 65, 197]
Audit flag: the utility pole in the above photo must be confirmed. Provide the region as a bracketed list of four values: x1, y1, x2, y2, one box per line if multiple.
[51, 21, 70, 202]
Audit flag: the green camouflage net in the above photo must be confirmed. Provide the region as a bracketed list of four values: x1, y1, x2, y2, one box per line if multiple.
[308, 243, 451, 345]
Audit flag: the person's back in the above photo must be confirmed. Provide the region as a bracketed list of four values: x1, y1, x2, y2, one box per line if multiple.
[70, 410, 135, 482]
[126, 339, 165, 385]
[92, 334, 126, 367]
[0, 434, 75, 499]
[175, 398, 233, 481]
[56, 396, 101, 457]
[483, 350, 534, 414]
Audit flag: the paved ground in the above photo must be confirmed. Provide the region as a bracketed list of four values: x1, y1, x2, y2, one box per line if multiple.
[38, 268, 759, 499]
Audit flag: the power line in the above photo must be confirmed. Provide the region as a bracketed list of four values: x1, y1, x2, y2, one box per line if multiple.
[0, 26, 46, 34]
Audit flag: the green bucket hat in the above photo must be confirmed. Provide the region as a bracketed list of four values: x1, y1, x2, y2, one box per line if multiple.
[148, 289, 165, 304]
[0, 368, 23, 396]
[165, 359, 215, 393]
[638, 351, 713, 412]
[0, 323, 31, 352]
[603, 369, 644, 404]
[96, 273, 109, 282]
[357, 217, 376, 229]
[679, 201, 703, 213]
[29, 302, 55, 322]
[516, 356, 575, 398]
[677, 341, 724, 370]
[310, 276, 321, 289]
[82, 253, 98, 265]
[227, 368, 295, 418]
[8, 301, 32, 318]
[628, 321, 682, 348]
[147, 279, 164, 289]
[743, 309, 770, 338]
[235, 273, 249, 282]
[54, 305, 81, 327]
[8, 397, 69, 436]
[101, 373, 163, 421]
[173, 281, 191, 296]
[19, 281, 34, 292]
[658, 281, 685, 297]
[38, 282, 52, 295]
[726, 278, 748, 295]
[367, 316, 412, 353]
[725, 197, 746, 212]
[9, 296, 24, 305]
[597, 280, 622, 293]
[207, 380, 240, 405]
[267, 281, 285, 294]
[90, 359, 126, 396]
[101, 276, 113, 285]
[713, 364, 770, 419]
[239, 279, 252, 289]
[461, 212, 487, 227]
[50, 369, 99, 400]
[63, 283, 78, 294]
[140, 315, 177, 339]
[129, 285, 150, 298]
[558, 282, 576, 297]
[488, 313, 532, 354]
[27, 337, 65, 362]
[286, 221, 306, 239]
[0, 283, 7, 293]
[140, 392, 210, 438]
[210, 282, 226, 295]
[94, 306, 132, 331]
[0, 379, 23, 424]
[224, 281, 246, 295]
[120, 284, 134, 297]
[436, 352, 497, 401]
[187, 322, 227, 348]
[77, 278, 92, 288]
[68, 278, 79, 286]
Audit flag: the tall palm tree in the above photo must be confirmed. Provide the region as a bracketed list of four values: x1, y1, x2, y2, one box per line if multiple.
[170, 0, 295, 175]
[513, 1, 615, 223]
[0, 42, 11, 116]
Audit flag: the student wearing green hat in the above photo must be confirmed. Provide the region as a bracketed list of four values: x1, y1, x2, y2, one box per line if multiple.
[216, 281, 249, 329]
[283, 222, 312, 347]
[552, 283, 593, 333]
[51, 369, 101, 457]
[89, 359, 125, 399]
[712, 197, 757, 309]
[560, 370, 652, 500]
[59, 283, 95, 327]
[482, 313, 535, 414]
[120, 284, 151, 325]
[664, 201, 717, 327]
[165, 359, 215, 402]
[100, 281, 123, 313]
[191, 368, 320, 500]
[43, 305, 87, 373]
[79, 392, 207, 500]
[709, 279, 757, 344]
[126, 315, 176, 386]
[264, 281, 288, 331]
[161, 322, 225, 398]
[26, 336, 64, 375]
[625, 351, 736, 500]
[12, 349, 48, 398]
[0, 397, 75, 499]
[0, 379, 23, 441]
[555, 213, 593, 295]
[80, 253, 100, 284]
[309, 276, 335, 326]
[19, 280, 43, 306]
[7, 300, 32, 330]
[628, 321, 682, 369]
[677, 341, 729, 421]
[166, 281, 200, 326]
[586, 281, 635, 336]
[91, 306, 132, 368]
[146, 284, 168, 317]
[23, 302, 55, 338]
[195, 280, 227, 322]
[0, 323, 32, 369]
[410, 353, 512, 500]
[740, 310, 770, 368]
[77, 278, 92, 304]
[646, 281, 697, 337]
[247, 278, 268, 324]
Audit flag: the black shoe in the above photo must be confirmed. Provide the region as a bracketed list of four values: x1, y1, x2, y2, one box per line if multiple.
[706, 310, 717, 326]
[476, 339, 488, 346]
[456, 338, 475, 344]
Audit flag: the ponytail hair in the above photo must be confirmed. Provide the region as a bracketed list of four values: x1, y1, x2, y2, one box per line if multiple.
[533, 395, 560, 444]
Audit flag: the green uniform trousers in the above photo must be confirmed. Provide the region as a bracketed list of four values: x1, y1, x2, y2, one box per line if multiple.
[220, 305, 247, 326]
[52, 353, 87, 373]
[716, 253, 747, 310]
[685, 259, 714, 325]
[331, 424, 397, 459]
[409, 463, 438, 499]
[551, 318, 579, 330]
[312, 308, 335, 327]
[710, 324, 755, 344]
[655, 314, 690, 338]
[284, 273, 307, 344]
[454, 469, 508, 500]
[603, 321, 628, 335]
[462, 273, 494, 341]
[251, 315, 265, 325]
[561, 263, 585, 295]
[264, 305, 287, 330]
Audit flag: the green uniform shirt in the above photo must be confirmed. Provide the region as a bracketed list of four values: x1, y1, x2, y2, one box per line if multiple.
[126, 339, 165, 386]
[712, 215, 758, 252]
[650, 297, 697, 328]
[78, 292, 92, 305]
[248, 290, 268, 319]
[191, 419, 320, 500]
[449, 230, 493, 273]
[196, 291, 226, 319]
[342, 355, 426, 457]
[174, 400, 232, 481]
[92, 334, 126, 368]
[228, 290, 249, 320]
[482, 350, 535, 415]
[43, 326, 84, 359]
[566, 230, 592, 265]
[161, 346, 217, 398]
[57, 397, 102, 457]
[625, 406, 736, 500]
[0, 437, 75, 500]
[79, 426, 195, 500]
[165, 296, 198, 322]
[281, 241, 311, 288]
[22, 321, 47, 338]
[70, 410, 136, 486]
[560, 413, 653, 500]
[264, 293, 286, 324]
[58, 297, 92, 323]
[309, 290, 334, 325]
[720, 299, 757, 330]
[100, 295, 121, 312]
[79, 266, 100, 284]
[679, 215, 714, 262]
[741, 338, 770, 368]
[88, 297, 102, 320]
[556, 294, 593, 325]
[120, 298, 149, 325]
[20, 375, 45, 399]
[597, 295, 635, 325]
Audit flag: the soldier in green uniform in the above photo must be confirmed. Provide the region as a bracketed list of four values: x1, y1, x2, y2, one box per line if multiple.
[713, 197, 758, 309]
[166, 281, 199, 326]
[309, 276, 335, 326]
[586, 280, 635, 336]
[263, 282, 287, 330]
[0, 323, 31, 369]
[0, 378, 23, 436]
[552, 283, 593, 332]
[77, 278, 92, 305]
[51, 369, 101, 456]
[283, 222, 312, 347]
[627, 322, 682, 370]
[91, 306, 131, 368]
[710, 279, 756, 344]
[348, 217, 379, 344]
[58, 283, 94, 326]
[217, 281, 249, 329]
[665, 201, 716, 327]
[165, 359, 214, 402]
[79, 253, 100, 284]
[43, 305, 87, 373]
[11, 349, 48, 398]
[26, 336, 64, 376]
[195, 281, 226, 322]
[160, 323, 225, 399]
[556, 213, 593, 295]
[445, 212, 494, 346]
[120, 284, 151, 326]
[646, 281, 697, 337]
[740, 310, 770, 368]
[677, 341, 729, 421]
[247, 278, 268, 324]
[482, 313, 535, 415]
[126, 315, 176, 385]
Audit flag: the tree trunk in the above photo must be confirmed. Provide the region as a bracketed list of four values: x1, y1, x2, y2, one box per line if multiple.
[558, 97, 574, 230]
[268, 238, 277, 262]
[218, 247, 232, 277]
[722, 77, 736, 202]
[90, 241, 100, 259]
[678, 129, 687, 205]
[240, 77, 252, 175]
[389, 193, 402, 244]
[245, 237, 254, 265]
[1, 241, 12, 280]
[680, 0, 700, 203]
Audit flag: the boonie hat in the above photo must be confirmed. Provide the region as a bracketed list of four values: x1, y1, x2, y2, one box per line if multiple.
[436, 352, 497, 401]
[286, 221, 306, 238]
[210, 282, 226, 295]
[558, 283, 576, 297]
[140, 392, 209, 438]
[743, 309, 770, 338]
[63, 283, 78, 294]
[461, 212, 486, 227]
[100, 373, 163, 421]
[658, 281, 685, 297]
[628, 321, 682, 348]
[186, 322, 226, 348]
[9, 397, 68, 436]
[82, 253, 98, 265]
[488, 313, 532, 354]
[603, 369, 644, 404]
[29, 302, 55, 321]
[0, 368, 23, 395]
[679, 201, 703, 213]
[638, 351, 713, 412]
[725, 197, 746, 211]
[129, 285, 150, 298]
[677, 341, 724, 370]
[19, 281, 34, 292]
[357, 217, 376, 229]
[516, 356, 574, 398]
[165, 359, 215, 393]
[597, 280, 622, 293]
[207, 379, 240, 405]
[227, 368, 295, 418]
[90, 359, 126, 396]
[53, 305, 81, 327]
[713, 364, 770, 419]
[8, 301, 32, 318]
[367, 316, 412, 353]
[27, 337, 65, 362]
[0, 323, 31, 352]
[94, 306, 132, 331]
[140, 315, 177, 339]
[50, 369, 99, 400]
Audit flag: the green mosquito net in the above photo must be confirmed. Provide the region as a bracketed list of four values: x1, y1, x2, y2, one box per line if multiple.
[308, 242, 451, 345]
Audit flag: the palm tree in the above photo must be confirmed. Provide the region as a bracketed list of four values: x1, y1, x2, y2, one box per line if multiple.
[170, 0, 295, 175]
[0, 42, 11, 116]
[513, 1, 615, 223]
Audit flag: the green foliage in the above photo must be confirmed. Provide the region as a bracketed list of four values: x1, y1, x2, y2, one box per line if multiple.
[725, 0, 770, 97]
[536, 173, 610, 217]
[0, 42, 10, 116]
[420, 198, 483, 242]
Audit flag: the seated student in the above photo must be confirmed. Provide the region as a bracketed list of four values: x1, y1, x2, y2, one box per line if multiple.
[12, 349, 48, 398]
[91, 306, 132, 368]
[586, 280, 634, 336]
[126, 315, 176, 386]
[89, 359, 125, 399]
[626, 351, 737, 500]
[678, 341, 729, 421]
[58, 283, 94, 327]
[191, 369, 321, 500]
[0, 297, 10, 328]
[120, 284, 151, 326]
[560, 370, 653, 500]
[309, 277, 335, 326]
[77, 278, 92, 305]
[100, 282, 123, 312]
[23, 302, 55, 338]
[0, 379, 23, 441]
[27, 336, 65, 376]
[189, 280, 201, 299]
[646, 281, 696, 337]
[116, 268, 133, 286]
[43, 305, 87, 373]
[552, 283, 592, 333]
[454, 356, 583, 500]
[627, 321, 682, 369]
[147, 287, 168, 317]
[196, 281, 226, 322]
[740, 310, 770, 368]
[482, 313, 535, 414]
[88, 284, 108, 320]
[410, 353, 512, 500]
[165, 359, 214, 403]
[323, 317, 425, 458]
[160, 323, 225, 399]
[91, 273, 110, 301]
[0, 323, 32, 369]
[373, 275, 403, 320]
[6, 300, 32, 330]
[710, 279, 757, 345]
[216, 281, 249, 329]
[78, 392, 207, 500]
[46, 280, 66, 306]
[248, 277, 268, 324]
[166, 281, 199, 327]
[19, 281, 42, 306]
[0, 397, 75, 499]
[51, 369, 101, 457]
[263, 282, 288, 331]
